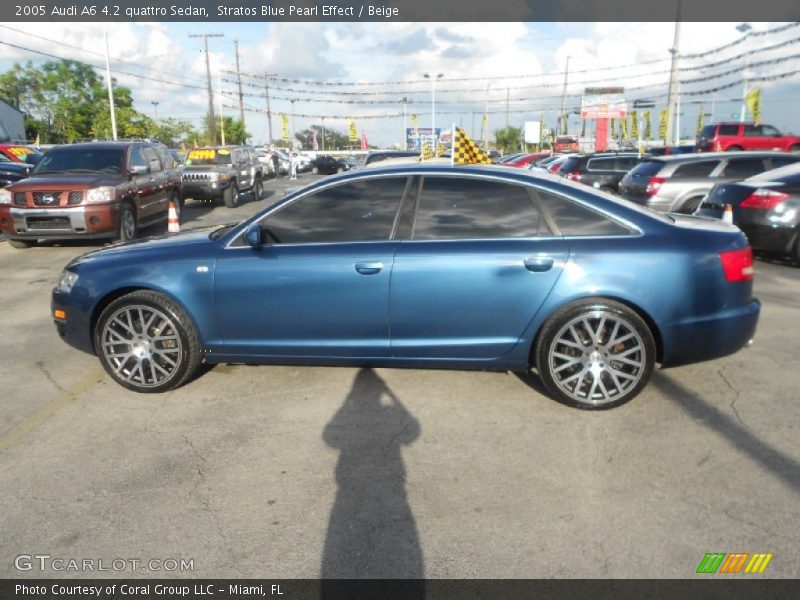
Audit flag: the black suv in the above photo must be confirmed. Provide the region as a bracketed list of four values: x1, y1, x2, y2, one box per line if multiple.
[0, 141, 183, 248]
[309, 155, 353, 175]
[182, 146, 264, 208]
[556, 152, 642, 194]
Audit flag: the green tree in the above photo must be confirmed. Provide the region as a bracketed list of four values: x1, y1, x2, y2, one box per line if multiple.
[294, 125, 351, 151]
[493, 126, 522, 154]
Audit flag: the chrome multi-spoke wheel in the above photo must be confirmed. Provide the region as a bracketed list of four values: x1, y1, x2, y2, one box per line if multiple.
[101, 304, 182, 388]
[536, 300, 655, 409]
[118, 204, 137, 242]
[95, 291, 202, 393]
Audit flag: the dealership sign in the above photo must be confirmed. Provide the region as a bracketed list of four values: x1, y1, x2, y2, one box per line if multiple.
[581, 87, 627, 119]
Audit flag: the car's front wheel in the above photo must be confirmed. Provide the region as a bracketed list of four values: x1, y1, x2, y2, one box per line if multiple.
[94, 290, 203, 393]
[534, 299, 656, 409]
[117, 203, 138, 242]
[223, 182, 239, 208]
[253, 178, 263, 200]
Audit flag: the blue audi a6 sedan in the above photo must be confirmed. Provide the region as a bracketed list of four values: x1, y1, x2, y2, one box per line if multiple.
[51, 164, 760, 409]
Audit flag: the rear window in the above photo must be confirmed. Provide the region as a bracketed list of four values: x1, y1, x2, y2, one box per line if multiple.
[627, 160, 664, 178]
[720, 158, 766, 179]
[699, 125, 715, 138]
[558, 156, 583, 173]
[671, 160, 720, 179]
[718, 124, 739, 136]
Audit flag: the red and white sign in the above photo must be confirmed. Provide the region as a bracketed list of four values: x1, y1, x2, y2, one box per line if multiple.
[581, 87, 627, 119]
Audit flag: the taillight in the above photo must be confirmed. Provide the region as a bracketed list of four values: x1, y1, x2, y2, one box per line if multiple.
[719, 247, 754, 283]
[645, 177, 666, 196]
[740, 188, 789, 210]
[565, 171, 582, 181]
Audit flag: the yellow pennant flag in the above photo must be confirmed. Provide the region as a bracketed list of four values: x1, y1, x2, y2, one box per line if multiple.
[696, 106, 705, 136]
[610, 118, 617, 138]
[746, 88, 761, 124]
[620, 117, 628, 140]
[658, 108, 668, 140]
[280, 114, 289, 141]
[630, 111, 638, 139]
[410, 114, 418, 127]
[643, 111, 652, 139]
[419, 141, 434, 161]
[453, 127, 493, 165]
[348, 118, 358, 142]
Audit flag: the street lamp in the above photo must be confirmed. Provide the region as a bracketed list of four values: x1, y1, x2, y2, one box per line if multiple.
[401, 97, 410, 150]
[423, 72, 444, 146]
[736, 22, 753, 122]
[151, 101, 160, 124]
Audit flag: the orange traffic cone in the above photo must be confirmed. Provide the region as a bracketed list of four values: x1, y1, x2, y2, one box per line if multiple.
[722, 204, 734, 224]
[168, 200, 180, 233]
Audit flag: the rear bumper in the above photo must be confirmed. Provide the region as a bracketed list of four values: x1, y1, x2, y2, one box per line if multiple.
[660, 299, 761, 368]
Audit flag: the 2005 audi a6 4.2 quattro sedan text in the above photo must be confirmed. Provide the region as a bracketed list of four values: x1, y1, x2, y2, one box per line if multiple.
[51, 164, 761, 409]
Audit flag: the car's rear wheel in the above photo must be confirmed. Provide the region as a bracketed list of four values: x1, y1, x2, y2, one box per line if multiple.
[94, 290, 202, 393]
[253, 178, 263, 200]
[7, 239, 34, 249]
[726, 145, 743, 152]
[223, 182, 239, 208]
[535, 299, 656, 409]
[118, 203, 137, 242]
[679, 196, 704, 214]
[312, 166, 320, 175]
[790, 144, 800, 153]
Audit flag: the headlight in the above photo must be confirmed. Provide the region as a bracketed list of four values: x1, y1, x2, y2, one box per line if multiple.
[56, 269, 79, 294]
[0, 188, 11, 204]
[208, 172, 219, 182]
[218, 172, 230, 182]
[85, 186, 115, 204]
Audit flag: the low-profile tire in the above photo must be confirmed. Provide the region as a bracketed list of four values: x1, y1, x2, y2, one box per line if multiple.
[94, 290, 203, 393]
[253, 178, 263, 200]
[223, 182, 239, 208]
[7, 239, 34, 249]
[534, 298, 656, 409]
[312, 166, 320, 175]
[117, 203, 138, 242]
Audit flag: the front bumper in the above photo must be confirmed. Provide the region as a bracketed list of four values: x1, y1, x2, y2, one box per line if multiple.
[182, 179, 231, 200]
[2, 204, 119, 240]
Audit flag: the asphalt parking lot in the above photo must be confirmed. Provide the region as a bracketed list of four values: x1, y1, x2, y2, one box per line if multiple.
[0, 173, 798, 579]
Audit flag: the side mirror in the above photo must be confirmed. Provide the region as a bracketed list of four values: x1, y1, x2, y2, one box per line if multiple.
[129, 165, 149, 177]
[244, 222, 262, 247]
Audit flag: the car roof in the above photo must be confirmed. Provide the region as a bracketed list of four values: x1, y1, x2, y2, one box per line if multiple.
[644, 151, 787, 163]
[48, 142, 145, 151]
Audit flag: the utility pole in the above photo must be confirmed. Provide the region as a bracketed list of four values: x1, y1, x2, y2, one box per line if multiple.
[289, 99, 296, 149]
[664, 4, 681, 146]
[151, 101, 160, 125]
[401, 97, 409, 150]
[559, 56, 570, 135]
[505, 87, 510, 128]
[103, 25, 117, 140]
[737, 23, 753, 122]
[234, 40, 246, 135]
[321, 116, 325, 151]
[189, 32, 224, 145]
[264, 71, 273, 145]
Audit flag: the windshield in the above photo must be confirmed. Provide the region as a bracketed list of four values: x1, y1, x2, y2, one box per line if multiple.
[31, 148, 125, 175]
[185, 148, 233, 166]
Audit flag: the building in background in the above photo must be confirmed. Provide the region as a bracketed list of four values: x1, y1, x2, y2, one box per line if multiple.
[0, 99, 25, 142]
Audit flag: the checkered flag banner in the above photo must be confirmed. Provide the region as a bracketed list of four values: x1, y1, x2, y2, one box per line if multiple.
[435, 143, 448, 157]
[419, 141, 434, 161]
[453, 127, 493, 165]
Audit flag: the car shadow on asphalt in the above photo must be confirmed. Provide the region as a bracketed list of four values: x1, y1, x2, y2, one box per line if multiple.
[320, 368, 425, 595]
[652, 372, 800, 496]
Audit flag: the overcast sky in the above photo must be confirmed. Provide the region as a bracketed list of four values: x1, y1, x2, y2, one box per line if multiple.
[1, 21, 799, 146]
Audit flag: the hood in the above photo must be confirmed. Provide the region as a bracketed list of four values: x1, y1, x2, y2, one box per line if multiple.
[0, 162, 33, 175]
[10, 173, 117, 189]
[67, 226, 225, 269]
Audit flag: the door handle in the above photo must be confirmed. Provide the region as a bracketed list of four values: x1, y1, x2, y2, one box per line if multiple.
[354, 261, 384, 275]
[524, 256, 554, 272]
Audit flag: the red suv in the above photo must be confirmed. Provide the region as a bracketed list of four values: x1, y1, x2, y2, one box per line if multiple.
[697, 122, 800, 153]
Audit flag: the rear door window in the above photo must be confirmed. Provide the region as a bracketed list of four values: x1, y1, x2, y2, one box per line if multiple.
[616, 156, 640, 171]
[413, 176, 548, 239]
[671, 160, 720, 179]
[699, 125, 716, 138]
[627, 160, 664, 178]
[720, 158, 767, 179]
[718, 124, 740, 136]
[586, 158, 615, 171]
[769, 156, 800, 169]
[536, 190, 633, 236]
